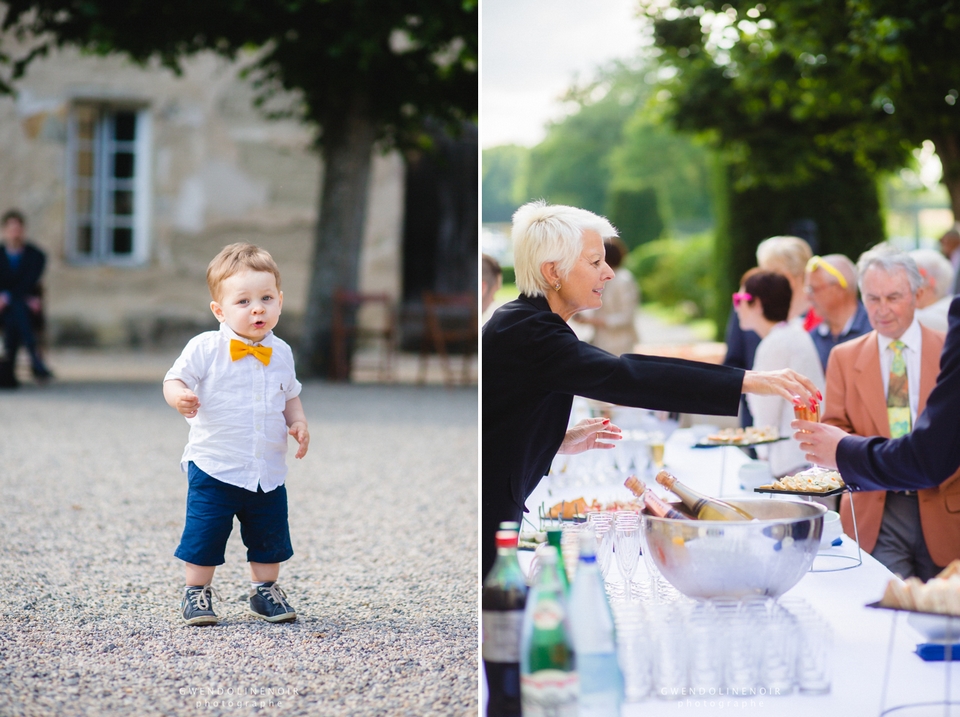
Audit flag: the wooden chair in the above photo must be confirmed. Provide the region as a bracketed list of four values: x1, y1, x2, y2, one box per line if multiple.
[418, 291, 478, 386]
[331, 289, 396, 382]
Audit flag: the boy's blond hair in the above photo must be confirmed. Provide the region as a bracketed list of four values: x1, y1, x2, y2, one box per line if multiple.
[206, 243, 282, 301]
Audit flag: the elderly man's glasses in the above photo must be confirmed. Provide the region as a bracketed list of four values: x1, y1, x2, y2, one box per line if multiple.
[732, 292, 753, 308]
[805, 256, 848, 289]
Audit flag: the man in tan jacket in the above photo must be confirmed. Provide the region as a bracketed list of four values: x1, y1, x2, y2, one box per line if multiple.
[822, 244, 960, 580]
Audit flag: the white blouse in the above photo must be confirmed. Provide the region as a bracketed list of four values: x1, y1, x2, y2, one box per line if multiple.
[746, 321, 826, 477]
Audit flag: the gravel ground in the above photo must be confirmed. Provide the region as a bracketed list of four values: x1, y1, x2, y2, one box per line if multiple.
[0, 380, 478, 716]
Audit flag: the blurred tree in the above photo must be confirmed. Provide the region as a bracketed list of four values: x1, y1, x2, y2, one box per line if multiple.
[0, 0, 477, 377]
[525, 62, 646, 215]
[642, 0, 960, 218]
[605, 184, 664, 249]
[482, 145, 527, 223]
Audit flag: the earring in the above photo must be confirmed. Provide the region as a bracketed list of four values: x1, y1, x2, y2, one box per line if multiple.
[554, 283, 561, 291]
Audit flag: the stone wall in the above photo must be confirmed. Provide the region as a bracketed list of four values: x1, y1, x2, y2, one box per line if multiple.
[0, 47, 404, 348]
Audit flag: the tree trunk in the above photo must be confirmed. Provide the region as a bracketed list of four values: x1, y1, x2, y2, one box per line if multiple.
[298, 94, 378, 378]
[932, 134, 960, 222]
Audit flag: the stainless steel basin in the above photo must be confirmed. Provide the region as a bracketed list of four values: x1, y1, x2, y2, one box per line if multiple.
[643, 498, 825, 599]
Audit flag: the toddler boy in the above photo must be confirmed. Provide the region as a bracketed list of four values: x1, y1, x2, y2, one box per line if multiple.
[164, 243, 309, 625]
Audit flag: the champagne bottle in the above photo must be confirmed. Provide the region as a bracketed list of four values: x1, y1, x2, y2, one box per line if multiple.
[483, 530, 528, 717]
[624, 476, 691, 520]
[655, 470, 754, 521]
[520, 546, 578, 717]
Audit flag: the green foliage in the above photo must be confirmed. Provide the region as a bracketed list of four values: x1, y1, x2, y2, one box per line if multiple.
[606, 185, 664, 249]
[482, 145, 527, 222]
[0, 0, 478, 150]
[524, 65, 644, 214]
[516, 61, 717, 241]
[625, 234, 717, 327]
[710, 155, 886, 332]
[609, 109, 715, 233]
[641, 0, 960, 217]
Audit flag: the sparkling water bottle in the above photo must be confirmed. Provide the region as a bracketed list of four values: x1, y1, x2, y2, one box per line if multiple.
[569, 529, 624, 717]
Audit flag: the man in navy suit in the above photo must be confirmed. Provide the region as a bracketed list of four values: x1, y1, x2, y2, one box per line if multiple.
[0, 209, 53, 387]
[795, 296, 960, 492]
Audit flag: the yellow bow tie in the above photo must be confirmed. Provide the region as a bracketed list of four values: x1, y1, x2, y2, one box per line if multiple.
[230, 339, 272, 366]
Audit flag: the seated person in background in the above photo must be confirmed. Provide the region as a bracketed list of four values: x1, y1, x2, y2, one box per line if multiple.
[0, 209, 53, 387]
[804, 253, 872, 372]
[735, 268, 825, 477]
[573, 237, 639, 355]
[481, 253, 502, 316]
[911, 248, 955, 333]
[821, 244, 959, 580]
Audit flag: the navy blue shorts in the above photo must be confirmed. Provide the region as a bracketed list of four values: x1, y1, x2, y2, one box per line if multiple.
[174, 462, 294, 567]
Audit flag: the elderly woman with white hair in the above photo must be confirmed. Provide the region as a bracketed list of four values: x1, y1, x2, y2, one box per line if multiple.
[481, 201, 822, 578]
[911, 248, 956, 333]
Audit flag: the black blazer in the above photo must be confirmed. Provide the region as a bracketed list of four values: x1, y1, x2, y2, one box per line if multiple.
[0, 243, 46, 300]
[482, 294, 744, 575]
[837, 296, 960, 491]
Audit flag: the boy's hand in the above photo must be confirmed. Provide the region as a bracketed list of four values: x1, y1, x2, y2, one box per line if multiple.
[288, 421, 309, 459]
[175, 388, 200, 418]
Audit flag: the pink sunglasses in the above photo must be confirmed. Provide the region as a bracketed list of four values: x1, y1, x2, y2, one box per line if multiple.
[732, 292, 754, 308]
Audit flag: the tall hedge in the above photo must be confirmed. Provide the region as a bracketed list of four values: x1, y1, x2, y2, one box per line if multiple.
[606, 185, 665, 251]
[711, 155, 886, 337]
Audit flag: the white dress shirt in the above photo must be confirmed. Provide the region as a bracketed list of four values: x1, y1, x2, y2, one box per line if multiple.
[746, 322, 826, 477]
[877, 318, 922, 425]
[164, 322, 302, 492]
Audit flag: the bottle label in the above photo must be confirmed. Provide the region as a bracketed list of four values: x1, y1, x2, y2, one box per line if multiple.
[482, 610, 524, 662]
[531, 598, 563, 630]
[521, 670, 579, 717]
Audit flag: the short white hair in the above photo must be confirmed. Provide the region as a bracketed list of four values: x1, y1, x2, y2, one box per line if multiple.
[910, 248, 956, 300]
[756, 236, 813, 280]
[511, 200, 619, 297]
[857, 243, 923, 294]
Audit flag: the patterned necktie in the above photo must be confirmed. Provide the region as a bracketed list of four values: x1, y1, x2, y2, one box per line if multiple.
[887, 339, 911, 438]
[229, 339, 272, 366]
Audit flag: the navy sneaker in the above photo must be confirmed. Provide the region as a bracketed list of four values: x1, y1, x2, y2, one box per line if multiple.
[181, 585, 220, 626]
[249, 582, 297, 623]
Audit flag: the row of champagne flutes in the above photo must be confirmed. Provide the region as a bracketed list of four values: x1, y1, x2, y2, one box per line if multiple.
[556, 512, 832, 702]
[612, 596, 833, 702]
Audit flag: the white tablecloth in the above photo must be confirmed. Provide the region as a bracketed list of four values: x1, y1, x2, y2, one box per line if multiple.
[506, 426, 954, 716]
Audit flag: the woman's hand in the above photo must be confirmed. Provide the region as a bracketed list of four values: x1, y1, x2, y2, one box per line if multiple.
[742, 369, 822, 407]
[558, 418, 622, 455]
[792, 420, 846, 470]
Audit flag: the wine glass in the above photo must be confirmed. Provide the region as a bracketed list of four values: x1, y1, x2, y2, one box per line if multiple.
[587, 511, 615, 580]
[615, 512, 642, 602]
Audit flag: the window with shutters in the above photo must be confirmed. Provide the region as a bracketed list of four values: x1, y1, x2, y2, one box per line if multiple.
[65, 104, 151, 264]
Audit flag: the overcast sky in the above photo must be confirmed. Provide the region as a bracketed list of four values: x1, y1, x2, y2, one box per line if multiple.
[482, 0, 647, 148]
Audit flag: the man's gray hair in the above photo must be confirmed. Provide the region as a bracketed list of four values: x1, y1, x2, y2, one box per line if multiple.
[910, 248, 956, 300]
[511, 200, 619, 297]
[856, 243, 923, 294]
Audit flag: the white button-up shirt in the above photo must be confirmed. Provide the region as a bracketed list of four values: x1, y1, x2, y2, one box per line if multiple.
[877, 318, 922, 425]
[164, 323, 302, 492]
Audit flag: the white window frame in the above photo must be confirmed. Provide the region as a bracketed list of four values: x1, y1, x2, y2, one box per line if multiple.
[65, 102, 152, 266]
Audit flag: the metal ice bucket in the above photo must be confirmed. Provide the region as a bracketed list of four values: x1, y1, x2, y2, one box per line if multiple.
[643, 498, 825, 599]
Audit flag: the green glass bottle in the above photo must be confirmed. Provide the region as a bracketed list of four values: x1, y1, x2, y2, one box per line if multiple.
[520, 546, 578, 717]
[545, 528, 570, 593]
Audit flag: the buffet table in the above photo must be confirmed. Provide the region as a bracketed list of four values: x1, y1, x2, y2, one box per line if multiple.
[496, 422, 956, 716]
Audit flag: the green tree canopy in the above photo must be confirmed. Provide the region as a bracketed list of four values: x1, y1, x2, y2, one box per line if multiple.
[642, 0, 960, 218]
[481, 144, 526, 223]
[1, 0, 477, 377]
